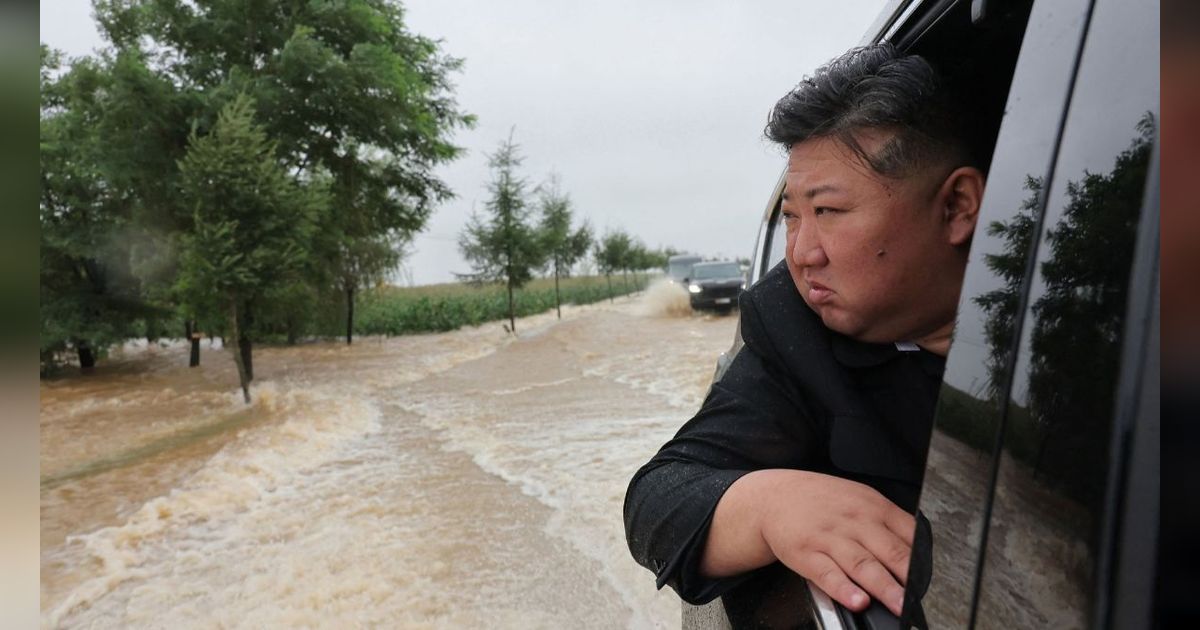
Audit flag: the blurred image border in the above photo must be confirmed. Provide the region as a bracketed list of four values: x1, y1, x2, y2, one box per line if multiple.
[7, 1, 42, 627]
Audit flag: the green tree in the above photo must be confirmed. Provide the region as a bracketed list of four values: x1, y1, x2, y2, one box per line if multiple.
[175, 95, 321, 402]
[458, 135, 545, 334]
[331, 232, 411, 344]
[536, 175, 592, 319]
[92, 0, 473, 345]
[645, 246, 673, 272]
[625, 239, 663, 290]
[594, 229, 633, 302]
[39, 46, 159, 373]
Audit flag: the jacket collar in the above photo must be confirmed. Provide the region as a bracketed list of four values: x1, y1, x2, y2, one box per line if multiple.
[829, 333, 903, 369]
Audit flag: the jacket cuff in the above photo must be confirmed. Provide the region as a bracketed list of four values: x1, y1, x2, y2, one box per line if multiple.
[654, 468, 755, 605]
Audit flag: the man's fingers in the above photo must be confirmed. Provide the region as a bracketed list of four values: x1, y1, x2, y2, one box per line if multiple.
[884, 506, 917, 547]
[793, 552, 870, 612]
[860, 526, 912, 586]
[830, 540, 906, 616]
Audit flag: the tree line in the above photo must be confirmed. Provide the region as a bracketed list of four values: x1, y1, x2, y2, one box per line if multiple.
[458, 133, 676, 334]
[40, 1, 471, 402]
[40, 1, 679, 401]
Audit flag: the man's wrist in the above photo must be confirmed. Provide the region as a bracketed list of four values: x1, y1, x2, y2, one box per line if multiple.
[701, 469, 801, 578]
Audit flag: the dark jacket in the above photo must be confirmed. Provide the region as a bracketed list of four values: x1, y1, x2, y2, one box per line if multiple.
[623, 261, 945, 606]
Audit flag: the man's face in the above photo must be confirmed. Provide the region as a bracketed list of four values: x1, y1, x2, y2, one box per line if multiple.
[781, 132, 968, 344]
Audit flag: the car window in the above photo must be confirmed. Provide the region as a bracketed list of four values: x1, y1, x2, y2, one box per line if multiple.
[971, 0, 1159, 626]
[692, 263, 741, 280]
[910, 0, 1094, 626]
[670, 258, 702, 280]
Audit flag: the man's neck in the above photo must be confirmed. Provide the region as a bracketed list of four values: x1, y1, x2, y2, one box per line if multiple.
[912, 322, 954, 357]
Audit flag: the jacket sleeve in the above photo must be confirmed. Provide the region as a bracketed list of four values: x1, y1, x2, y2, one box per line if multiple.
[622, 289, 822, 605]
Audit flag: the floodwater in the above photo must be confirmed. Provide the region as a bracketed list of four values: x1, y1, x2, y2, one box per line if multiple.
[41, 283, 736, 629]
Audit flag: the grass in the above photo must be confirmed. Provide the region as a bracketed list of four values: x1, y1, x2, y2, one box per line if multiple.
[354, 273, 653, 336]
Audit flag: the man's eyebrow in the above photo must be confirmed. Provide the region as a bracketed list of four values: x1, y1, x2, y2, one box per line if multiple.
[804, 185, 842, 199]
[781, 185, 842, 202]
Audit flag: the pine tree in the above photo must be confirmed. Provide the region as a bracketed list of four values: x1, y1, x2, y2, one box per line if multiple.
[536, 175, 592, 319]
[176, 95, 321, 402]
[458, 134, 545, 335]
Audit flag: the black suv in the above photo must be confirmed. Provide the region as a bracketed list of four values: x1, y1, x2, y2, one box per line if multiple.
[686, 261, 746, 313]
[689, 0, 1159, 628]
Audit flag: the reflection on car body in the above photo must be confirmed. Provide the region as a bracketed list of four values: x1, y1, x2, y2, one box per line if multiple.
[686, 0, 1159, 628]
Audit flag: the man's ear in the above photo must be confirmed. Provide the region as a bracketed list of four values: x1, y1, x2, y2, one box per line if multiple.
[937, 166, 985, 246]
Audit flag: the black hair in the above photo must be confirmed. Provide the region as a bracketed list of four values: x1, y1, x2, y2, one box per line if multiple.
[765, 43, 976, 178]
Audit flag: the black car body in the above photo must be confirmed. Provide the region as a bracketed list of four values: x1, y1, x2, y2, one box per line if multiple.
[687, 0, 1159, 628]
[686, 261, 746, 312]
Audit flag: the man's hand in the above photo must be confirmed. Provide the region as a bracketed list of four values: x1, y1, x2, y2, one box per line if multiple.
[700, 469, 915, 616]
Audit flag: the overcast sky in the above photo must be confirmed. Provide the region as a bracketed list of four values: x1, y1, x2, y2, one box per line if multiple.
[41, 0, 885, 285]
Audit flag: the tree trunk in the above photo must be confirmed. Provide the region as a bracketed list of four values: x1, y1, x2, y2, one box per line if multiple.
[77, 343, 96, 370]
[239, 301, 254, 382]
[554, 258, 562, 319]
[239, 335, 254, 383]
[186, 320, 200, 367]
[227, 300, 251, 404]
[606, 273, 613, 303]
[507, 278, 517, 335]
[622, 269, 629, 292]
[287, 316, 298, 346]
[346, 286, 355, 345]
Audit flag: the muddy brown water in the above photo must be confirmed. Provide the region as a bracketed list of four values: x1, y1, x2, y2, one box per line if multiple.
[41, 285, 735, 628]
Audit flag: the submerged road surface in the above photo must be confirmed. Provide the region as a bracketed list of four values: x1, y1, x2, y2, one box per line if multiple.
[41, 286, 737, 628]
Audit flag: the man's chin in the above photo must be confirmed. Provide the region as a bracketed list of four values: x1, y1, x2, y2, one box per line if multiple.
[810, 306, 892, 343]
[809, 304, 862, 338]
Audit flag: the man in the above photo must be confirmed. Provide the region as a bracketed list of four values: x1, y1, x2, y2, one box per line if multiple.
[623, 43, 985, 620]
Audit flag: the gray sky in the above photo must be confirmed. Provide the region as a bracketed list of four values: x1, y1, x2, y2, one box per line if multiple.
[41, 0, 885, 285]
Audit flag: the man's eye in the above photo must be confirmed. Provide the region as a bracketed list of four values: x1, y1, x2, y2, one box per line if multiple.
[814, 207, 839, 216]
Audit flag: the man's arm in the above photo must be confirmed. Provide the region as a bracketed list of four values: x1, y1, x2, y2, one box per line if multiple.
[623, 343, 817, 604]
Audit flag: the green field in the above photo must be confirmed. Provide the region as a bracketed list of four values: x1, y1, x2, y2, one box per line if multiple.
[354, 273, 653, 336]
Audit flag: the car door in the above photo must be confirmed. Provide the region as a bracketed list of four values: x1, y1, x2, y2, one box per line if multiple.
[911, 0, 1159, 627]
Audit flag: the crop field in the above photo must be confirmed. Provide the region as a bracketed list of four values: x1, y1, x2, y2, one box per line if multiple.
[354, 273, 654, 335]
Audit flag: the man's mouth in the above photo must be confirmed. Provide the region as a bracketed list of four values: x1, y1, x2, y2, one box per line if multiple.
[806, 280, 834, 305]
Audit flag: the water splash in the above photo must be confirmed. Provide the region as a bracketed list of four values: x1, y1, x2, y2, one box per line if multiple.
[634, 279, 694, 319]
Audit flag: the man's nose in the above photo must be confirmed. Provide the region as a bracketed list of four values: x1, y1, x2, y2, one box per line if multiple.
[790, 225, 828, 268]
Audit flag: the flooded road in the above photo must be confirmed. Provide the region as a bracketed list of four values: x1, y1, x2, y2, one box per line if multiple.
[41, 286, 737, 628]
